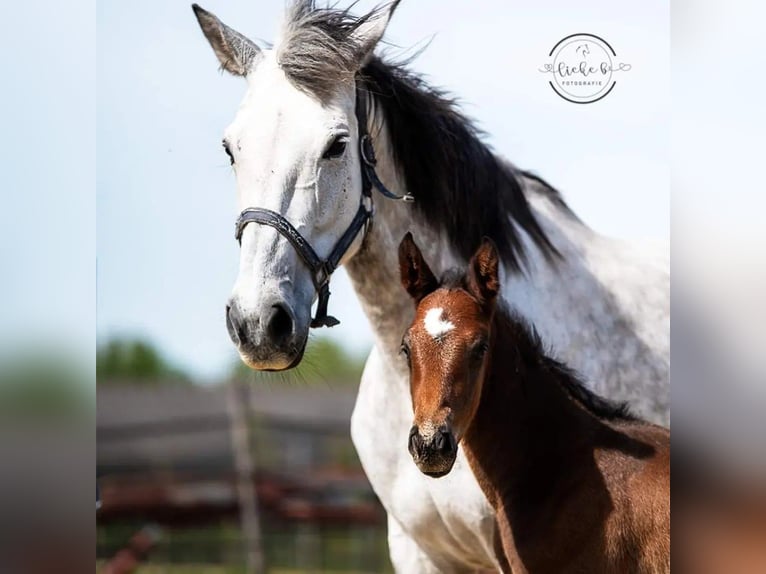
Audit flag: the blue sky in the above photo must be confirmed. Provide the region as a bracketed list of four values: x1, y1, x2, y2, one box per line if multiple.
[96, 0, 669, 381]
[1, 1, 94, 372]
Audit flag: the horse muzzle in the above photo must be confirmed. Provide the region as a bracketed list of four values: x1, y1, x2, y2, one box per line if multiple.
[226, 295, 309, 371]
[408, 424, 458, 478]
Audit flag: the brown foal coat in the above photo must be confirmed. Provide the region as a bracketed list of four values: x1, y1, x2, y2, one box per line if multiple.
[462, 315, 670, 574]
[399, 234, 670, 574]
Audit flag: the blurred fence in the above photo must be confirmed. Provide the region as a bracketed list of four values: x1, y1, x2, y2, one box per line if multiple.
[97, 382, 392, 573]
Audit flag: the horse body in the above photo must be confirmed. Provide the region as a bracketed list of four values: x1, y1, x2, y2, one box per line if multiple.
[504, 182, 669, 425]
[192, 2, 669, 571]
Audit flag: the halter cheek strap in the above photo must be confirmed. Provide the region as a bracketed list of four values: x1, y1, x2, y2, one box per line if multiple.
[355, 81, 414, 204]
[234, 202, 370, 328]
[233, 81, 413, 328]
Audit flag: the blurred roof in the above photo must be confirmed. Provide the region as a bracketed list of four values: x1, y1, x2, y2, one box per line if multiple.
[98, 381, 356, 427]
[97, 381, 358, 473]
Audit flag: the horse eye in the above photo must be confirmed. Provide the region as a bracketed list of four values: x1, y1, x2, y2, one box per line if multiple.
[222, 141, 234, 165]
[472, 341, 489, 361]
[323, 136, 348, 159]
[400, 343, 411, 363]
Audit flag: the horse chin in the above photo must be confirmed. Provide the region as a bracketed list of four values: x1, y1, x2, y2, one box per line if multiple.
[414, 456, 457, 479]
[238, 337, 308, 372]
[423, 469, 452, 479]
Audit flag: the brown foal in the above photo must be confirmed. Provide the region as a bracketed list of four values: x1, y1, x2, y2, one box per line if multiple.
[398, 233, 670, 574]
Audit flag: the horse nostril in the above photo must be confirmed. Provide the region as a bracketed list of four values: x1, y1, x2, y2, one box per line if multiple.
[435, 430, 455, 456]
[408, 426, 421, 456]
[226, 304, 242, 345]
[266, 303, 294, 343]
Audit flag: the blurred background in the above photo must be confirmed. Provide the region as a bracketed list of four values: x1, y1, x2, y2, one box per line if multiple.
[93, 0, 668, 572]
[8, 0, 766, 572]
[2, 0, 766, 572]
[96, 339, 390, 573]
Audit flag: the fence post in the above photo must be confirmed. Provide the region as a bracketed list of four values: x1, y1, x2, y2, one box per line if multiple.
[227, 378, 266, 574]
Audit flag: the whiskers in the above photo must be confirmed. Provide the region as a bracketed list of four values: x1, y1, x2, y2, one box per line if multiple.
[229, 333, 365, 389]
[235, 361, 311, 388]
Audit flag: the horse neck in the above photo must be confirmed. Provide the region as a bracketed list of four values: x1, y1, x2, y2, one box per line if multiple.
[345, 122, 459, 370]
[344, 155, 587, 381]
[462, 309, 600, 510]
[344, 87, 598, 380]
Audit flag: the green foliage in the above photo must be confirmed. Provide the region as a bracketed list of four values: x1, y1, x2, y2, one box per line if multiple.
[0, 348, 92, 420]
[232, 336, 368, 385]
[97, 337, 189, 384]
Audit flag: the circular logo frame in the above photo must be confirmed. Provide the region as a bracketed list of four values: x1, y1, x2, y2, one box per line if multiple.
[540, 33, 631, 104]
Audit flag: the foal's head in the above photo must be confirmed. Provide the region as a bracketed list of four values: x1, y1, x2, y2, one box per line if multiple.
[398, 233, 500, 477]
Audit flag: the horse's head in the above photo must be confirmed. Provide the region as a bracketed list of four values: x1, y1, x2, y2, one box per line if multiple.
[193, 1, 399, 370]
[398, 233, 500, 477]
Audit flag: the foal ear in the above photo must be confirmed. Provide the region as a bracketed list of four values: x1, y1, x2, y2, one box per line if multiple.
[398, 232, 438, 303]
[192, 4, 262, 77]
[352, 1, 401, 66]
[467, 238, 500, 305]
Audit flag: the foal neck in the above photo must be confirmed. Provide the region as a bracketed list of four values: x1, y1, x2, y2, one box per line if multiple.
[461, 307, 650, 572]
[463, 309, 603, 501]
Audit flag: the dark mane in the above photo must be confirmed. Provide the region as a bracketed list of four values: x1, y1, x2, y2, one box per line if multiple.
[276, 1, 570, 272]
[439, 265, 634, 422]
[361, 57, 563, 272]
[518, 170, 581, 222]
[494, 307, 636, 422]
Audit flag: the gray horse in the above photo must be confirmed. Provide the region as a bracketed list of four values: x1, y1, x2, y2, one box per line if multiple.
[193, 1, 669, 570]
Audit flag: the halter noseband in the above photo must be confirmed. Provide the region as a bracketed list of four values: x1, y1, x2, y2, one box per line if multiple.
[233, 81, 414, 328]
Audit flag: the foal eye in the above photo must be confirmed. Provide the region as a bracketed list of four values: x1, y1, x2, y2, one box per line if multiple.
[322, 135, 348, 159]
[222, 141, 234, 165]
[472, 342, 489, 361]
[400, 343, 411, 364]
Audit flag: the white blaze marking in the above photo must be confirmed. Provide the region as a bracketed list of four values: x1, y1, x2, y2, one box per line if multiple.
[424, 307, 454, 339]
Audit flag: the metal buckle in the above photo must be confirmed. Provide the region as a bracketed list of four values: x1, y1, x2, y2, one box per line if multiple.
[314, 265, 329, 289]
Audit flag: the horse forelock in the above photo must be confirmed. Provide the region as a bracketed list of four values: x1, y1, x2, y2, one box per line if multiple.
[275, 0, 572, 273]
[277, 0, 378, 101]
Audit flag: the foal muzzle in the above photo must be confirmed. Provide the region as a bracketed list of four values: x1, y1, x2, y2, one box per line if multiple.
[408, 424, 458, 478]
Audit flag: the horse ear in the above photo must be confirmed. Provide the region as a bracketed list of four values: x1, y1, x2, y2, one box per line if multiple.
[192, 4, 262, 76]
[353, 0, 401, 66]
[467, 238, 500, 306]
[399, 232, 438, 303]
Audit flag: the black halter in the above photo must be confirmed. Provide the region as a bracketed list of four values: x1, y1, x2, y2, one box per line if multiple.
[234, 81, 414, 328]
